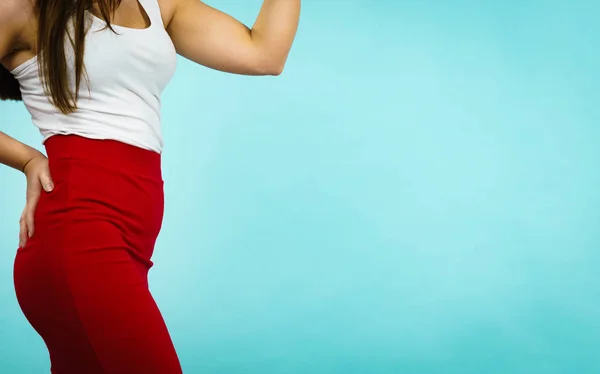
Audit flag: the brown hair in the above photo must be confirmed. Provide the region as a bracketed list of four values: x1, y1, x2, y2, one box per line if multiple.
[0, 0, 121, 114]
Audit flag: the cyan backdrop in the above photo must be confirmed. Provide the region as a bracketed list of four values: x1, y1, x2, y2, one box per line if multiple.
[1, 0, 599, 373]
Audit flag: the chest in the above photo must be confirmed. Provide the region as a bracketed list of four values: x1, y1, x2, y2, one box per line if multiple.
[5, 0, 178, 73]
[90, 0, 176, 30]
[77, 12, 177, 95]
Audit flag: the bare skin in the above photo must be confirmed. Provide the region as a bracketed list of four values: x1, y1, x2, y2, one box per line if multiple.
[0, 0, 301, 247]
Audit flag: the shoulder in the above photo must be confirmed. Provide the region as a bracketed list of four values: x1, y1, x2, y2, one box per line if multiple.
[157, 0, 178, 29]
[0, 0, 34, 50]
[157, 0, 202, 29]
[0, 0, 33, 29]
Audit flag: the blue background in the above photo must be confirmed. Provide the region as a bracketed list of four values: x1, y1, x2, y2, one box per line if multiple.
[1, 0, 599, 373]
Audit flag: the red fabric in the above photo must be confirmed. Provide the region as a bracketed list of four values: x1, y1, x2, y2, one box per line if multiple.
[13, 135, 182, 374]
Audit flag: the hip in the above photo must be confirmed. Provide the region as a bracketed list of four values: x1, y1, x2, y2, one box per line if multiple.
[33, 135, 165, 241]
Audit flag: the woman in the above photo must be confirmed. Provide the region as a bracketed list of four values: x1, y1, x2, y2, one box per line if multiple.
[0, 0, 300, 372]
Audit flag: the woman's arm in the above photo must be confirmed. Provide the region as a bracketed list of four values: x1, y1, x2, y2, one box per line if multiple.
[1, 1, 41, 172]
[0, 1, 39, 171]
[166, 0, 301, 75]
[0, 129, 54, 247]
[0, 131, 45, 172]
[1, 1, 55, 246]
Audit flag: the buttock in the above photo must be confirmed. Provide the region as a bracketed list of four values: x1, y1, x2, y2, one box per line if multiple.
[12, 135, 181, 374]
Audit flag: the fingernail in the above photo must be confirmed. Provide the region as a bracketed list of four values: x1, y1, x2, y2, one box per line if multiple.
[28, 231, 32, 238]
[46, 183, 54, 191]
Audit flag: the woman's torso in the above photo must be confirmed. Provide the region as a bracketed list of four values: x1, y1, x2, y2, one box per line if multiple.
[4, 0, 174, 69]
[3, 0, 179, 153]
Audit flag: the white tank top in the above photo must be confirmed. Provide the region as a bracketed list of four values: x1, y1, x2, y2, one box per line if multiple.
[10, 0, 177, 153]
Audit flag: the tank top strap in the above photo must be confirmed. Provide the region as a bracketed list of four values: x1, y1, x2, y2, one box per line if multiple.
[140, 0, 165, 28]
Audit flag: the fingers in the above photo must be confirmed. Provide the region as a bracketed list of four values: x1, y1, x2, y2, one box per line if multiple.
[24, 200, 37, 240]
[19, 212, 27, 248]
[22, 178, 43, 245]
[18, 157, 53, 248]
[20, 198, 39, 247]
[38, 171, 54, 192]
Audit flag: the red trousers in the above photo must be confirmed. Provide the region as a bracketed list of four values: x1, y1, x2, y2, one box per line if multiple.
[13, 135, 183, 374]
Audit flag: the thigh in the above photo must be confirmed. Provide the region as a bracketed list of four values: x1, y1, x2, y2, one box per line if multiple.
[14, 227, 182, 374]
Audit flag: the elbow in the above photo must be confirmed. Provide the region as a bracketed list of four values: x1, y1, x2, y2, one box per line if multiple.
[258, 61, 284, 76]
[252, 43, 290, 76]
[267, 63, 284, 76]
[256, 55, 287, 76]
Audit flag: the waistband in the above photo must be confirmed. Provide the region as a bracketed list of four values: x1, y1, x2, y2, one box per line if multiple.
[44, 135, 162, 179]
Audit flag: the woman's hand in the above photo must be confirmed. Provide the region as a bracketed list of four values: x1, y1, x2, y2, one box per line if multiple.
[19, 155, 54, 247]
